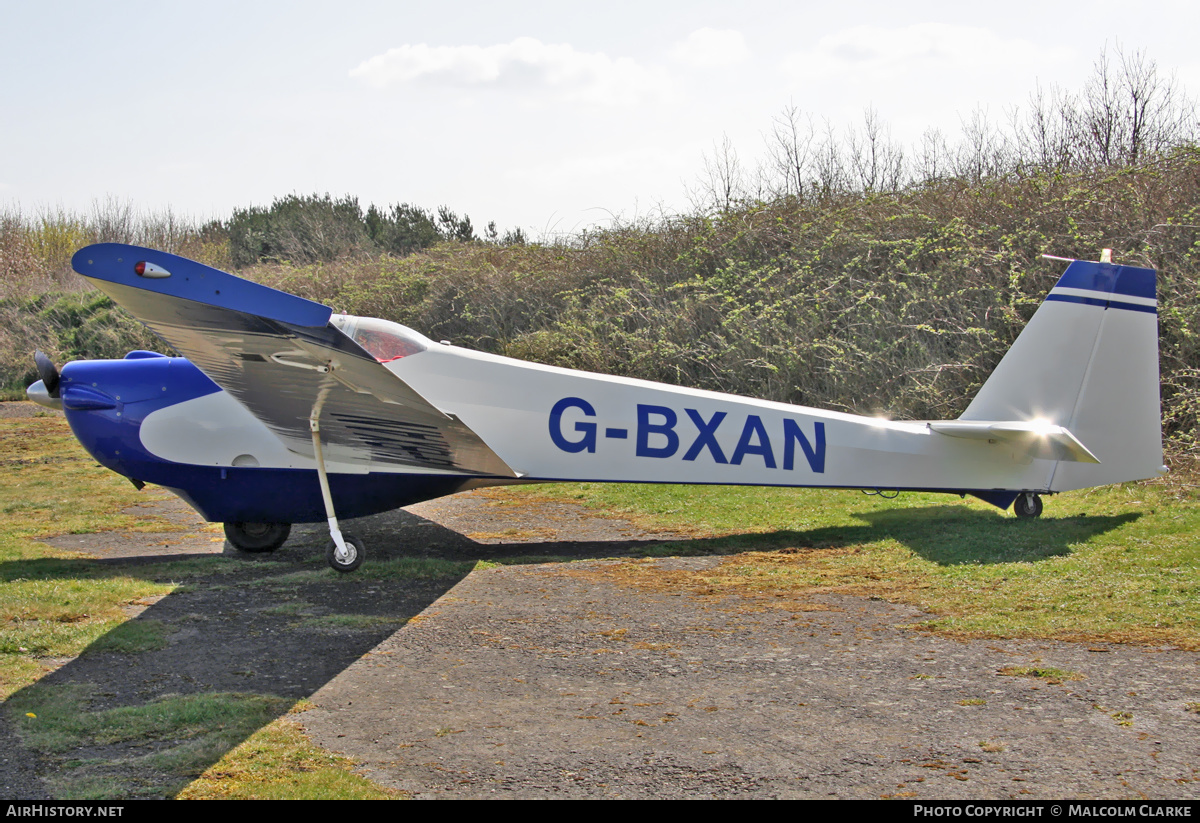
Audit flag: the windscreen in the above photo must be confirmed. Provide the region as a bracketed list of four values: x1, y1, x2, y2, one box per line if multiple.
[332, 315, 432, 363]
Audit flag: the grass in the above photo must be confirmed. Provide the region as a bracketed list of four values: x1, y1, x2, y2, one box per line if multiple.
[10, 687, 399, 799]
[0, 413, 406, 799]
[86, 619, 175, 654]
[178, 715, 406, 800]
[473, 555, 578, 569]
[0, 415, 183, 698]
[9, 685, 294, 798]
[0, 416, 195, 543]
[493, 478, 1200, 649]
[253, 557, 478, 588]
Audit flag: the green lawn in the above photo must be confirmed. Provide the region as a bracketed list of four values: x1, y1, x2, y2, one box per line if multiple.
[494, 478, 1199, 649]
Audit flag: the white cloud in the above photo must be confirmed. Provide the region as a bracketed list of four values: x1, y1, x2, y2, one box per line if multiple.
[350, 37, 671, 106]
[782, 23, 1073, 91]
[669, 28, 750, 69]
[504, 145, 692, 187]
[778, 23, 1076, 136]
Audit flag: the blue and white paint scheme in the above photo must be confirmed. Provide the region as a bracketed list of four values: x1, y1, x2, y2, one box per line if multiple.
[27, 244, 1166, 571]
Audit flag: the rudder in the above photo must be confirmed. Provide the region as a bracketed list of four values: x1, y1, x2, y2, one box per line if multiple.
[961, 258, 1164, 490]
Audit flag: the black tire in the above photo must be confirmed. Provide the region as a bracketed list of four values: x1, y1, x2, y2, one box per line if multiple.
[224, 521, 291, 552]
[1013, 493, 1043, 518]
[327, 534, 364, 573]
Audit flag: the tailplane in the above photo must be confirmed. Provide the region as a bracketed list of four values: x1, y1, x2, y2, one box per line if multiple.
[960, 255, 1165, 491]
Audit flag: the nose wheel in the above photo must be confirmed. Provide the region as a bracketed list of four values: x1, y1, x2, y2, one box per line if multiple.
[326, 534, 364, 573]
[1014, 493, 1043, 518]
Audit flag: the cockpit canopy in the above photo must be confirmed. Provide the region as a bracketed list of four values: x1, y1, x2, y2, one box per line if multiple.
[331, 314, 432, 363]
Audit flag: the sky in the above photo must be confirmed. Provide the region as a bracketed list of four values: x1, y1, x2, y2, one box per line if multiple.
[2, 0, 1198, 238]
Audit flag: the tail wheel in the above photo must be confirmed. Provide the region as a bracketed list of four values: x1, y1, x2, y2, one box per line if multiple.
[224, 521, 291, 552]
[327, 534, 364, 573]
[1014, 493, 1043, 518]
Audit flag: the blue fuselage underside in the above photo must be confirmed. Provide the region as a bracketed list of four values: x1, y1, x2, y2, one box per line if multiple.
[59, 354, 472, 522]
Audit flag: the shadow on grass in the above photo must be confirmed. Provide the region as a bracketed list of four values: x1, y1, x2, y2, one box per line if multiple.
[629, 504, 1141, 566]
[0, 504, 700, 799]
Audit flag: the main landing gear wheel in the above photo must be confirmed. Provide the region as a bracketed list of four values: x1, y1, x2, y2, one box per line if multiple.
[327, 534, 364, 573]
[1013, 493, 1043, 518]
[224, 521, 291, 552]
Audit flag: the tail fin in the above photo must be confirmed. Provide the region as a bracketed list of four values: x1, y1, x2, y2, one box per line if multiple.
[961, 258, 1164, 491]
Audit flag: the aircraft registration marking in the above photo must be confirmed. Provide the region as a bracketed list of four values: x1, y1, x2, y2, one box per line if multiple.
[548, 396, 827, 473]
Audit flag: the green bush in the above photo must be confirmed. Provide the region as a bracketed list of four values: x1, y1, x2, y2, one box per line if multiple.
[3, 152, 1199, 461]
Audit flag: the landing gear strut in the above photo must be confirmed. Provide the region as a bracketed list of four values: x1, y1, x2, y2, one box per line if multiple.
[1014, 492, 1043, 518]
[310, 408, 367, 573]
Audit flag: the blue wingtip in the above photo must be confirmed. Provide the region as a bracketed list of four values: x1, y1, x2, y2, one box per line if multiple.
[72, 243, 333, 328]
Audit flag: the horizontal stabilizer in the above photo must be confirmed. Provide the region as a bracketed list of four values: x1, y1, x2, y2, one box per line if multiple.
[928, 420, 1100, 463]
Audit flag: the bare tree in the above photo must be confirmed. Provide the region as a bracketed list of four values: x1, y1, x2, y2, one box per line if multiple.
[1082, 46, 1196, 165]
[811, 119, 849, 197]
[688, 45, 1195, 213]
[847, 107, 906, 192]
[915, 127, 951, 183]
[1012, 82, 1080, 172]
[954, 107, 1013, 183]
[691, 134, 747, 213]
[762, 103, 816, 199]
[90, 196, 137, 244]
[1012, 45, 1197, 172]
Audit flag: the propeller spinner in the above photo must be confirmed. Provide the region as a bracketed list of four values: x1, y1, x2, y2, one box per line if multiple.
[27, 350, 63, 410]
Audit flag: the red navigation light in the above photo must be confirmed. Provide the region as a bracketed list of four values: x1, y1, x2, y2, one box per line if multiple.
[133, 261, 171, 279]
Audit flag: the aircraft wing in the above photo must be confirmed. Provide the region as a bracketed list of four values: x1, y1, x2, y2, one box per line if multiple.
[72, 244, 516, 477]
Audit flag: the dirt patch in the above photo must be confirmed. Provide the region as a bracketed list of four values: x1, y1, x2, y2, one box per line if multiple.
[5, 490, 1199, 799]
[42, 498, 225, 561]
[300, 560, 1200, 800]
[0, 401, 56, 419]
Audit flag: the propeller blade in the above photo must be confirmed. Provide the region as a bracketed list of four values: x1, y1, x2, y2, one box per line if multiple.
[34, 350, 60, 398]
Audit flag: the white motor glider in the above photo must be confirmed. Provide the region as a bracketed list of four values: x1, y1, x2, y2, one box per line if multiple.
[25, 244, 1165, 571]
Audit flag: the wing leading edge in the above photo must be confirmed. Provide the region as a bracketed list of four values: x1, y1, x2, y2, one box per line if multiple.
[73, 244, 516, 478]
